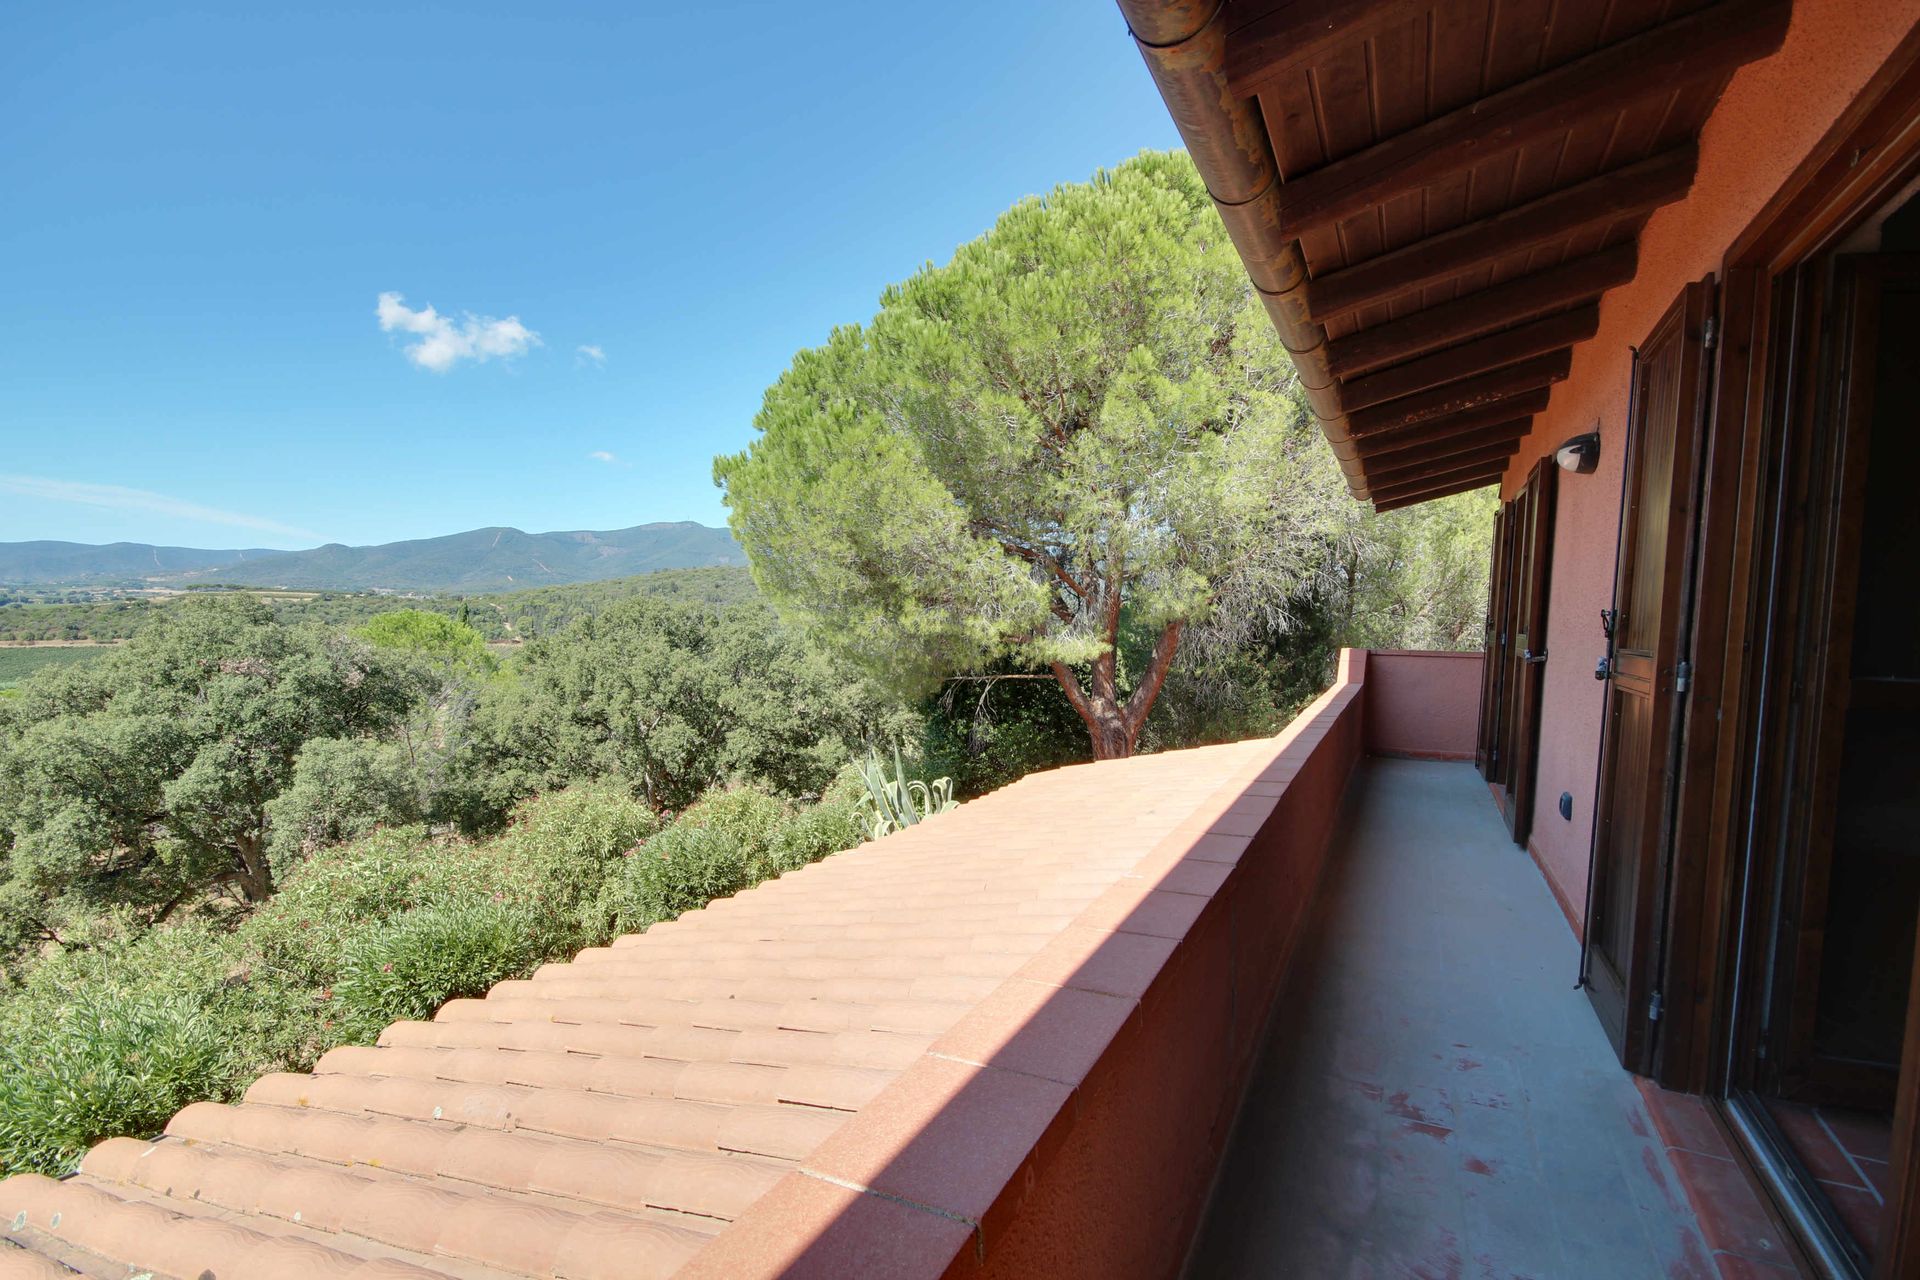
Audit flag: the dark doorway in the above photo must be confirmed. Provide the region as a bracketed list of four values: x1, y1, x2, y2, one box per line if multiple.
[1722, 207, 1920, 1276]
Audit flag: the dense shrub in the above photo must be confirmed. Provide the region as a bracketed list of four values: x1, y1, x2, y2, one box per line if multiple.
[332, 899, 547, 1038]
[0, 777, 872, 1178]
[601, 823, 759, 935]
[769, 763, 867, 872]
[0, 927, 285, 1176]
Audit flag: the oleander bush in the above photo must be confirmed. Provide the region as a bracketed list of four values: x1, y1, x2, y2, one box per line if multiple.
[0, 927, 271, 1176]
[332, 898, 548, 1038]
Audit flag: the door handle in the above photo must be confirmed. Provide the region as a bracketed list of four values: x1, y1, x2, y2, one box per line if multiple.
[1595, 657, 1612, 681]
[1522, 649, 1548, 665]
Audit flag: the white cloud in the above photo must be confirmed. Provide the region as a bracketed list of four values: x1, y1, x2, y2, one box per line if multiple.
[0, 474, 324, 543]
[587, 450, 626, 467]
[376, 291, 541, 373]
[576, 344, 606, 367]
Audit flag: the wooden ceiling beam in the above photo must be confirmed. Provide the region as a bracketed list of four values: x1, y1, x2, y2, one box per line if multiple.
[1374, 469, 1507, 512]
[1347, 350, 1570, 438]
[1306, 147, 1696, 324]
[1327, 245, 1636, 380]
[1341, 306, 1599, 412]
[1358, 418, 1532, 469]
[1338, 394, 1549, 461]
[1225, 0, 1432, 97]
[1368, 441, 1521, 493]
[1275, 0, 1790, 238]
[1369, 459, 1509, 505]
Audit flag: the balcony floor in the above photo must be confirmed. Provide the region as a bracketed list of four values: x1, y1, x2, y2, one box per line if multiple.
[1188, 759, 1714, 1279]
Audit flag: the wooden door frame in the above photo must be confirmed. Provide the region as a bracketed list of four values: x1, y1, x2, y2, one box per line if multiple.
[1477, 504, 1513, 779]
[1647, 24, 1920, 1279]
[1653, 14, 1920, 1097]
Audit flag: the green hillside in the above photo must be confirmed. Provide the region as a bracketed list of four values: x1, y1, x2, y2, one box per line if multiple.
[0, 522, 745, 593]
[0, 566, 759, 645]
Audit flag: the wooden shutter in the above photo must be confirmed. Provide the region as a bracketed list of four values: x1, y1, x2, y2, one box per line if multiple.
[1585, 277, 1715, 1070]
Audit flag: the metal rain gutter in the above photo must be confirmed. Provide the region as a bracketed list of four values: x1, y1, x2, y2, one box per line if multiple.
[1117, 0, 1368, 500]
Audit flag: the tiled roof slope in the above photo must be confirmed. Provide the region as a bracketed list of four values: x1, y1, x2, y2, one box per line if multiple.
[0, 737, 1285, 1280]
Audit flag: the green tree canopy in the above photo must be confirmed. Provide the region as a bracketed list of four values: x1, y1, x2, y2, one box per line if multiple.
[716, 150, 1344, 757]
[355, 609, 494, 673]
[0, 595, 424, 957]
[445, 597, 910, 821]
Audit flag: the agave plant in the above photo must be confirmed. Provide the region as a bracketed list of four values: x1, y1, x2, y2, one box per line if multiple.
[854, 746, 958, 840]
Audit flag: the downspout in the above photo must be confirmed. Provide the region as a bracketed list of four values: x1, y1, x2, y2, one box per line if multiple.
[1116, 0, 1366, 500]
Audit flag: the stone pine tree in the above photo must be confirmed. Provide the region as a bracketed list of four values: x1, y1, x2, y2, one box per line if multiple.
[716, 150, 1344, 760]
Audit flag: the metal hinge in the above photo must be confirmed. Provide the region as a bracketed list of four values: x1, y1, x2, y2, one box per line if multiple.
[1674, 661, 1692, 694]
[1648, 990, 1664, 1023]
[1703, 315, 1718, 350]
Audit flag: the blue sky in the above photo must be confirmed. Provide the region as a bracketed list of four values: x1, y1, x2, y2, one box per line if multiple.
[0, 2, 1180, 550]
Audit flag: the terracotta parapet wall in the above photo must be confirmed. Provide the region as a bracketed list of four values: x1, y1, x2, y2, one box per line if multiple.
[681, 650, 1371, 1279]
[1361, 649, 1483, 761]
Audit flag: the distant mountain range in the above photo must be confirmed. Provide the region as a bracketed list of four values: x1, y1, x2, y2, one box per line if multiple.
[0, 522, 746, 594]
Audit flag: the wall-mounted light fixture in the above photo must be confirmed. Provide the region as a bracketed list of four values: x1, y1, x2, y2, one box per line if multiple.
[1554, 430, 1601, 474]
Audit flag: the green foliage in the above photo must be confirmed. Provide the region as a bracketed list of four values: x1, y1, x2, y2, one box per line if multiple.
[596, 781, 866, 935]
[768, 763, 868, 872]
[332, 899, 547, 1038]
[719, 150, 1344, 758]
[601, 823, 756, 935]
[445, 597, 913, 826]
[0, 566, 758, 645]
[0, 596, 427, 961]
[853, 747, 956, 840]
[356, 609, 496, 677]
[264, 738, 421, 875]
[481, 785, 659, 948]
[0, 645, 111, 689]
[0, 927, 279, 1176]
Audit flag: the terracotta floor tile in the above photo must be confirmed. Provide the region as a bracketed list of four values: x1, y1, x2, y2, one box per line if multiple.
[1818, 1180, 1886, 1256]
[1637, 1078, 1732, 1157]
[1819, 1105, 1893, 1165]
[1668, 1150, 1791, 1267]
[1765, 1099, 1863, 1187]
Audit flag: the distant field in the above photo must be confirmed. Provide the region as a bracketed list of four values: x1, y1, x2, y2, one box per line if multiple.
[0, 644, 111, 690]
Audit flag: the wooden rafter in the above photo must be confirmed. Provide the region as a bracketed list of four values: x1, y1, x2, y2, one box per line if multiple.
[1224, 0, 1432, 97]
[1326, 246, 1636, 380]
[1338, 393, 1551, 461]
[1305, 147, 1696, 324]
[1369, 441, 1520, 492]
[1367, 422, 1528, 474]
[1371, 460, 1508, 505]
[1374, 469, 1505, 512]
[1341, 306, 1599, 412]
[1346, 351, 1571, 438]
[1273, 0, 1790, 237]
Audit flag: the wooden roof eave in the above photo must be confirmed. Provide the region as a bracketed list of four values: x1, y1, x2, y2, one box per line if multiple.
[1119, 0, 1367, 499]
[1123, 0, 1793, 508]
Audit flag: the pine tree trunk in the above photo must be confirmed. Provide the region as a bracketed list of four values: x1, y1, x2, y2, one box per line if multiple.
[1049, 620, 1185, 762]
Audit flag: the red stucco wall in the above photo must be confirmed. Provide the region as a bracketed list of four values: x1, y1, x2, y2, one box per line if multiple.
[1501, 0, 1920, 926]
[1362, 650, 1483, 761]
[975, 664, 1366, 1280]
